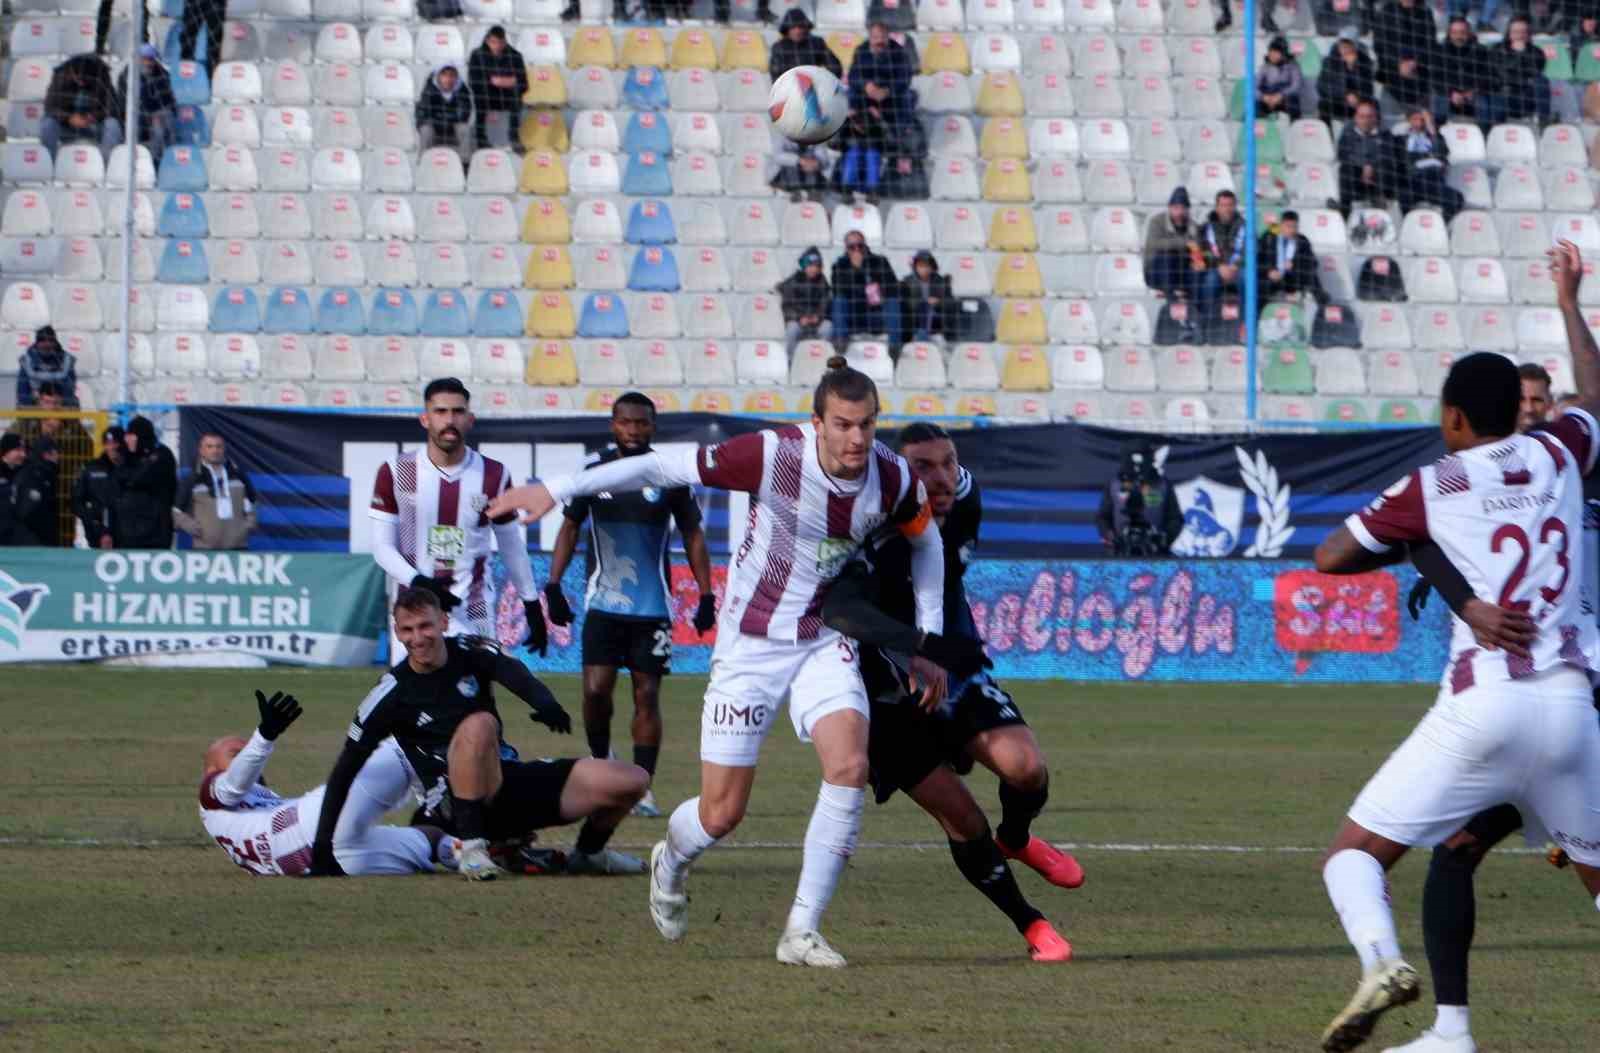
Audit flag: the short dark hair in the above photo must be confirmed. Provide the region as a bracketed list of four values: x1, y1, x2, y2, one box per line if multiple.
[613, 391, 657, 419]
[36, 381, 63, 399]
[1215, 190, 1236, 203]
[899, 422, 951, 448]
[1442, 353, 1520, 438]
[1517, 362, 1553, 388]
[1280, 210, 1299, 224]
[423, 377, 470, 404]
[813, 356, 879, 417]
[102, 425, 124, 445]
[198, 430, 223, 443]
[393, 585, 443, 617]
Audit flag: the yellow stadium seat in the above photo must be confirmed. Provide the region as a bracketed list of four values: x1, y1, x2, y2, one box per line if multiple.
[520, 196, 571, 244]
[826, 32, 861, 75]
[987, 206, 1038, 250]
[996, 299, 1047, 344]
[993, 252, 1043, 298]
[523, 65, 567, 107]
[979, 117, 1028, 159]
[567, 28, 617, 68]
[671, 28, 720, 70]
[519, 110, 570, 153]
[975, 72, 1024, 117]
[901, 392, 949, 416]
[525, 340, 578, 386]
[742, 389, 788, 414]
[526, 292, 576, 338]
[518, 150, 568, 195]
[523, 245, 574, 289]
[642, 388, 682, 412]
[982, 158, 1031, 202]
[1001, 345, 1052, 391]
[691, 389, 737, 412]
[921, 33, 971, 75]
[620, 27, 668, 68]
[951, 393, 999, 417]
[720, 30, 768, 71]
[583, 388, 623, 413]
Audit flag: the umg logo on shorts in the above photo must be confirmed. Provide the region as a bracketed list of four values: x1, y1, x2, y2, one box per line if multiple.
[710, 702, 769, 730]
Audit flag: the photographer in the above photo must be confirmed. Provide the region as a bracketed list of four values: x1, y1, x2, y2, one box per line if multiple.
[1096, 447, 1181, 557]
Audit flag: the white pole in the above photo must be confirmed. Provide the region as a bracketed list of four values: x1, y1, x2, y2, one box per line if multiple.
[118, 5, 143, 410]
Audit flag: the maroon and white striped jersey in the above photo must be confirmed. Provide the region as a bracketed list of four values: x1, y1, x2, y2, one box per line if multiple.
[370, 449, 516, 628]
[198, 732, 312, 876]
[1349, 408, 1600, 691]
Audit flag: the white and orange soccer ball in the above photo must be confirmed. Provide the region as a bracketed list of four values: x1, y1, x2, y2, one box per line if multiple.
[768, 64, 849, 146]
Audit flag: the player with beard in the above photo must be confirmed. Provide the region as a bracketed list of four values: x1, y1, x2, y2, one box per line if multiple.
[543, 393, 716, 818]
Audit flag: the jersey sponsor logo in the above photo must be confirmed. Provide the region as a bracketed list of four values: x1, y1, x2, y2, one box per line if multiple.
[816, 536, 855, 577]
[0, 569, 50, 655]
[428, 524, 466, 562]
[457, 676, 479, 698]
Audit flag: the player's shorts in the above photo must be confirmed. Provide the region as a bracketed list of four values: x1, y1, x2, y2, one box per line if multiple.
[700, 628, 868, 767]
[485, 758, 579, 840]
[866, 675, 1029, 801]
[1349, 665, 1600, 866]
[582, 611, 672, 676]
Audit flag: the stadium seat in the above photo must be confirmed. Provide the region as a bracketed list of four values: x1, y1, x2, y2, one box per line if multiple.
[472, 291, 524, 339]
[1085, 159, 1135, 203]
[731, 247, 782, 294]
[1460, 258, 1510, 304]
[1404, 257, 1458, 303]
[1000, 345, 1051, 391]
[1494, 164, 1545, 210]
[678, 151, 727, 196]
[364, 334, 419, 381]
[1515, 309, 1566, 353]
[629, 340, 682, 386]
[994, 252, 1044, 298]
[361, 289, 415, 337]
[678, 246, 732, 293]
[157, 332, 209, 375]
[211, 286, 262, 333]
[1464, 306, 1514, 352]
[1104, 345, 1156, 391]
[1546, 166, 1595, 211]
[1261, 346, 1313, 395]
[681, 340, 737, 388]
[523, 293, 574, 339]
[1414, 309, 1466, 352]
[154, 238, 206, 285]
[996, 299, 1047, 343]
[626, 246, 680, 292]
[681, 294, 733, 339]
[420, 292, 472, 343]
[210, 333, 263, 379]
[624, 66, 673, 110]
[419, 243, 468, 289]
[1511, 259, 1555, 306]
[523, 340, 578, 387]
[576, 292, 629, 339]
[0, 281, 48, 330]
[312, 333, 365, 381]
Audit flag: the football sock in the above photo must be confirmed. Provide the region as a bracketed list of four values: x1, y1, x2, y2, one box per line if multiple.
[995, 779, 1048, 853]
[586, 726, 610, 762]
[1433, 1005, 1471, 1040]
[1422, 844, 1477, 1007]
[1323, 848, 1402, 974]
[662, 796, 717, 892]
[785, 782, 864, 935]
[435, 837, 459, 869]
[574, 818, 613, 856]
[451, 793, 486, 842]
[633, 744, 660, 780]
[948, 835, 1045, 934]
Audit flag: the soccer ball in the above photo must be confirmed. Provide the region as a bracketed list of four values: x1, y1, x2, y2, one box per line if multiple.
[768, 65, 849, 146]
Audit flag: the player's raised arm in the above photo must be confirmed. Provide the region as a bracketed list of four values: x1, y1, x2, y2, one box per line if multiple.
[1554, 240, 1600, 421]
[204, 690, 303, 808]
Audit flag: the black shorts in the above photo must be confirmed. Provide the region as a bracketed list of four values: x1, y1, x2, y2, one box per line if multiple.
[414, 758, 578, 839]
[866, 675, 1028, 802]
[582, 611, 672, 675]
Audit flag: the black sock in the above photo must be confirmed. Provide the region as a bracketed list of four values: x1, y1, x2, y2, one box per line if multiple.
[948, 836, 1044, 934]
[451, 794, 486, 841]
[996, 779, 1048, 853]
[633, 744, 659, 779]
[587, 726, 611, 762]
[575, 818, 613, 856]
[1423, 844, 1479, 1006]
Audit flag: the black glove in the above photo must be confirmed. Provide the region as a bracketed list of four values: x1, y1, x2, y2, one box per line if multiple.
[1407, 579, 1431, 621]
[308, 840, 346, 878]
[529, 699, 573, 735]
[410, 574, 460, 612]
[543, 583, 575, 627]
[255, 689, 302, 741]
[915, 632, 992, 681]
[693, 593, 717, 635]
[523, 599, 548, 657]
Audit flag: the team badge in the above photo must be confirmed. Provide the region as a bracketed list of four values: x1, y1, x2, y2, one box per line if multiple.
[469, 492, 489, 514]
[457, 676, 479, 699]
[642, 487, 662, 504]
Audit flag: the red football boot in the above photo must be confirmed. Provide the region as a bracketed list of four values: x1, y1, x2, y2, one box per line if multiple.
[1000, 836, 1085, 889]
[1023, 918, 1072, 963]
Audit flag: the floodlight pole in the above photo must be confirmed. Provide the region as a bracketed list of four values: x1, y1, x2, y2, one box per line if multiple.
[118, 7, 143, 412]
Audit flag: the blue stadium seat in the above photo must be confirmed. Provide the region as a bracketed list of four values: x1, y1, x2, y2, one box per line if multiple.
[622, 66, 669, 110]
[173, 104, 210, 146]
[157, 191, 209, 238]
[622, 112, 673, 157]
[577, 293, 629, 338]
[211, 286, 262, 333]
[262, 287, 314, 334]
[170, 61, 211, 107]
[157, 238, 209, 284]
[368, 288, 420, 336]
[420, 290, 472, 337]
[156, 145, 207, 191]
[621, 150, 673, 196]
[316, 286, 368, 335]
[624, 199, 676, 245]
[628, 245, 680, 292]
[473, 290, 523, 338]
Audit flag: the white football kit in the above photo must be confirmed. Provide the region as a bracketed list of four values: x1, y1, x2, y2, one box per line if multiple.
[199, 731, 432, 876]
[1345, 409, 1600, 866]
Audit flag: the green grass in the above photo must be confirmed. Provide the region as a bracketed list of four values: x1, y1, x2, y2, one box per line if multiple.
[2, 669, 1597, 1052]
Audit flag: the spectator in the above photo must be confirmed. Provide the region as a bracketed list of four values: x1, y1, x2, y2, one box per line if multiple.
[1142, 186, 1204, 302]
[41, 53, 122, 160]
[1433, 17, 1492, 126]
[714, 0, 773, 22]
[1445, 0, 1504, 31]
[880, 144, 930, 200]
[16, 327, 78, 409]
[178, 0, 226, 77]
[466, 26, 527, 152]
[1317, 38, 1376, 125]
[113, 416, 177, 550]
[115, 45, 176, 167]
[847, 21, 916, 130]
[1258, 211, 1329, 305]
[95, 0, 149, 57]
[174, 432, 257, 550]
[1398, 107, 1466, 221]
[1372, 0, 1438, 87]
[1484, 16, 1552, 129]
[1214, 0, 1281, 33]
[1200, 190, 1247, 314]
[415, 63, 473, 154]
[1571, 11, 1600, 64]
[0, 434, 25, 546]
[830, 231, 903, 353]
[834, 106, 887, 203]
[13, 381, 94, 483]
[900, 251, 958, 344]
[1385, 49, 1434, 114]
[770, 141, 831, 200]
[770, 8, 841, 81]
[1257, 36, 1304, 120]
[778, 247, 834, 356]
[73, 425, 123, 550]
[1335, 98, 1399, 216]
[12, 437, 62, 546]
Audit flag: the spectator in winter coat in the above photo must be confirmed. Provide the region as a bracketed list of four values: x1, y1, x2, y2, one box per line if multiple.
[1570, 11, 1600, 65]
[1372, 0, 1438, 86]
[0, 434, 24, 546]
[1432, 17, 1493, 124]
[175, 433, 257, 550]
[12, 437, 62, 546]
[113, 416, 178, 550]
[900, 251, 958, 343]
[115, 45, 177, 166]
[770, 141, 831, 200]
[1258, 212, 1329, 305]
[1385, 49, 1434, 113]
[467, 26, 527, 151]
[778, 247, 833, 355]
[1317, 38, 1377, 124]
[1336, 98, 1400, 216]
[847, 21, 915, 129]
[830, 232, 903, 352]
[73, 426, 123, 549]
[15, 328, 78, 409]
[1143, 186, 1204, 302]
[769, 8, 841, 81]
[41, 53, 122, 159]
[1257, 37, 1304, 119]
[1484, 16, 1552, 127]
[1199, 191, 1247, 313]
[834, 106, 887, 201]
[415, 64, 473, 153]
[1398, 107, 1465, 221]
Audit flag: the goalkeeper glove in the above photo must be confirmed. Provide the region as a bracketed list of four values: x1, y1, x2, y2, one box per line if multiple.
[523, 599, 548, 657]
[543, 583, 575, 627]
[409, 574, 460, 613]
[255, 689, 302, 741]
[529, 699, 573, 736]
[1407, 580, 1431, 621]
[915, 632, 992, 681]
[692, 593, 717, 635]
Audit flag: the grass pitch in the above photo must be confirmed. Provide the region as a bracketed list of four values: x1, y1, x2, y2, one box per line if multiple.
[2, 669, 1597, 1052]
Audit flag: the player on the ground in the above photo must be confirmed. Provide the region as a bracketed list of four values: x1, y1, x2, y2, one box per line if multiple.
[544, 392, 716, 819]
[489, 360, 973, 967]
[1310, 244, 1600, 1053]
[369, 377, 545, 649]
[201, 688, 455, 876]
[309, 587, 650, 880]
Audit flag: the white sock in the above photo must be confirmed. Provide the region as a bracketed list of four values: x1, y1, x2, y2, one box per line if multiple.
[785, 782, 865, 935]
[661, 796, 717, 892]
[1433, 1004, 1470, 1039]
[1323, 848, 1403, 974]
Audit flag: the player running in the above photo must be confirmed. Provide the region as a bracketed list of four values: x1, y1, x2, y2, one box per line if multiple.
[544, 392, 717, 819]
[369, 377, 545, 649]
[202, 689, 454, 876]
[309, 587, 650, 880]
[490, 360, 970, 967]
[1311, 243, 1600, 1053]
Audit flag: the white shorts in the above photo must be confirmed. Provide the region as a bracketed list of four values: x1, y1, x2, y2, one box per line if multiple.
[699, 628, 869, 767]
[1349, 666, 1600, 866]
[300, 738, 437, 876]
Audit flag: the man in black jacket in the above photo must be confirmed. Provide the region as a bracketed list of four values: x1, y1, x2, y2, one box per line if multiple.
[113, 416, 177, 550]
[1398, 107, 1465, 221]
[830, 231, 903, 353]
[415, 63, 473, 153]
[900, 250, 958, 343]
[74, 426, 123, 550]
[0, 434, 25, 546]
[1371, 0, 1437, 86]
[1432, 17, 1492, 126]
[466, 27, 527, 151]
[1258, 211, 1329, 306]
[177, 0, 226, 77]
[769, 8, 841, 81]
[40, 53, 122, 160]
[115, 45, 177, 166]
[13, 438, 61, 547]
[1335, 98, 1400, 217]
